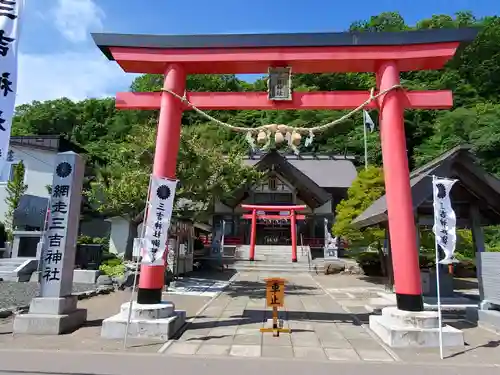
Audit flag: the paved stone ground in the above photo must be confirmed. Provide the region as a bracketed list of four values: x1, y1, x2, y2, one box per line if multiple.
[167, 277, 230, 297]
[0, 349, 498, 375]
[313, 274, 500, 365]
[165, 272, 396, 361]
[0, 281, 100, 309]
[0, 289, 211, 352]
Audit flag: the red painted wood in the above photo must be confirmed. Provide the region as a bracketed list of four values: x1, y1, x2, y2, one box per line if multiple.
[109, 42, 460, 74]
[249, 209, 256, 261]
[377, 61, 422, 299]
[290, 211, 297, 262]
[116, 90, 453, 110]
[138, 64, 185, 297]
[242, 214, 306, 220]
[241, 204, 307, 211]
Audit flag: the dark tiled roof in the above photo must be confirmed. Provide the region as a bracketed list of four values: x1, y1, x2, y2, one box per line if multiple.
[244, 152, 357, 189]
[92, 28, 479, 61]
[10, 135, 88, 154]
[352, 145, 500, 228]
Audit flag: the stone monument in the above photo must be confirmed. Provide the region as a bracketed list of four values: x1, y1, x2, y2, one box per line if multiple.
[13, 152, 87, 335]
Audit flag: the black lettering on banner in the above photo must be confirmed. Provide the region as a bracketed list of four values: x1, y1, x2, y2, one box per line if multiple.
[271, 294, 279, 305]
[153, 230, 161, 238]
[271, 282, 280, 292]
[151, 239, 160, 248]
[0, 30, 14, 57]
[45, 249, 63, 264]
[156, 211, 164, 222]
[442, 235, 449, 245]
[51, 200, 68, 214]
[0, 110, 6, 131]
[154, 221, 162, 230]
[42, 267, 61, 282]
[0, 72, 13, 96]
[49, 217, 65, 230]
[439, 219, 447, 227]
[48, 233, 64, 247]
[439, 210, 446, 219]
[0, 0, 17, 20]
[52, 185, 70, 198]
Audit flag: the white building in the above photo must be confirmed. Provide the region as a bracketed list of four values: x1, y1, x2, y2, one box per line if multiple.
[0, 135, 107, 234]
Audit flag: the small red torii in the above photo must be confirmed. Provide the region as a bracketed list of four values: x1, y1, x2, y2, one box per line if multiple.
[241, 204, 307, 262]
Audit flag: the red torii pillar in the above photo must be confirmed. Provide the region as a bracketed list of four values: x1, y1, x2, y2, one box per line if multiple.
[378, 62, 422, 311]
[136, 64, 186, 304]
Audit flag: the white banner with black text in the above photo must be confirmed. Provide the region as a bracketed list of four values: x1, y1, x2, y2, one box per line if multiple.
[142, 176, 178, 265]
[0, 0, 24, 172]
[432, 176, 458, 264]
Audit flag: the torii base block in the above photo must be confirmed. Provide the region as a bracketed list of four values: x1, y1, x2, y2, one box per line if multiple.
[369, 307, 464, 348]
[101, 301, 186, 340]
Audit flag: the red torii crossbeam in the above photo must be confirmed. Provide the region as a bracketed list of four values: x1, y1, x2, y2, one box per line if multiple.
[116, 91, 452, 111]
[92, 28, 478, 312]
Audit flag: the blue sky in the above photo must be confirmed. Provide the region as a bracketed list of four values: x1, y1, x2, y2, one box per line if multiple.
[16, 0, 498, 105]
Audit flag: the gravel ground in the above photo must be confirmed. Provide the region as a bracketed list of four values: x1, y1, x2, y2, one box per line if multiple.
[0, 281, 98, 309]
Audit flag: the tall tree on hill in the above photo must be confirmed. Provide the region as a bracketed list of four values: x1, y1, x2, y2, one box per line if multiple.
[4, 162, 28, 241]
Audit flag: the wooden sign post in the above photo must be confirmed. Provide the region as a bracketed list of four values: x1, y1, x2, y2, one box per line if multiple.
[260, 277, 291, 337]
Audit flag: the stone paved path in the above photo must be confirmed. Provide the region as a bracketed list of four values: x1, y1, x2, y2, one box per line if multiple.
[164, 272, 396, 361]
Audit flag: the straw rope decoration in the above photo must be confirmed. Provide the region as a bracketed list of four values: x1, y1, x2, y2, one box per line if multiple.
[162, 83, 402, 154]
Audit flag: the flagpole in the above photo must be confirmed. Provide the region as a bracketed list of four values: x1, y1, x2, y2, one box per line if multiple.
[432, 175, 444, 360]
[363, 114, 368, 170]
[124, 175, 153, 350]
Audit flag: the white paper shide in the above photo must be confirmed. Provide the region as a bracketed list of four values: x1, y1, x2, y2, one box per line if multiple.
[0, 0, 23, 172]
[432, 177, 458, 264]
[142, 176, 178, 265]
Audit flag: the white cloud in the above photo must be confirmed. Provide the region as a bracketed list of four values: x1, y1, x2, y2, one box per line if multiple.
[51, 0, 105, 43]
[16, 50, 135, 105]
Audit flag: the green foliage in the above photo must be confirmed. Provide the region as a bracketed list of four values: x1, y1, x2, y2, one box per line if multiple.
[99, 256, 125, 277]
[8, 11, 500, 249]
[332, 166, 385, 246]
[4, 161, 27, 240]
[99, 263, 125, 277]
[77, 235, 109, 252]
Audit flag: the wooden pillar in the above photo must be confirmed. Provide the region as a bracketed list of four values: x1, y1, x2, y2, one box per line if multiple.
[249, 209, 257, 261]
[137, 64, 185, 305]
[377, 61, 423, 312]
[470, 204, 485, 253]
[291, 210, 297, 262]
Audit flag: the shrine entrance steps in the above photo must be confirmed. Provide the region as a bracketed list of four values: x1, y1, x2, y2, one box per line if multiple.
[228, 245, 324, 274]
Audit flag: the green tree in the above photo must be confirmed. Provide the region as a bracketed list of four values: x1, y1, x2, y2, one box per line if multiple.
[87, 123, 262, 256]
[4, 161, 27, 241]
[332, 166, 385, 245]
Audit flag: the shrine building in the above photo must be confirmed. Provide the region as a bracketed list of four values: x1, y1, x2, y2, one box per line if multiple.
[211, 149, 357, 250]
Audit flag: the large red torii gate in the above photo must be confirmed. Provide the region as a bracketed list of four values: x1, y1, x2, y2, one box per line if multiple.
[92, 28, 477, 312]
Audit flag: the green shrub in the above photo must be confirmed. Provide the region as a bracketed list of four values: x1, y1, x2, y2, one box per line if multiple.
[77, 235, 109, 252]
[99, 263, 125, 277]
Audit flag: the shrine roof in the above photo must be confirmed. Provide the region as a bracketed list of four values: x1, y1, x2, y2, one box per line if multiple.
[352, 145, 500, 228]
[243, 152, 357, 189]
[92, 28, 479, 61]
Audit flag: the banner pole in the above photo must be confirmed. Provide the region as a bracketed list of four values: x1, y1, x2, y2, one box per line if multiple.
[432, 175, 444, 360]
[435, 240, 444, 359]
[123, 175, 153, 350]
[363, 117, 368, 170]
